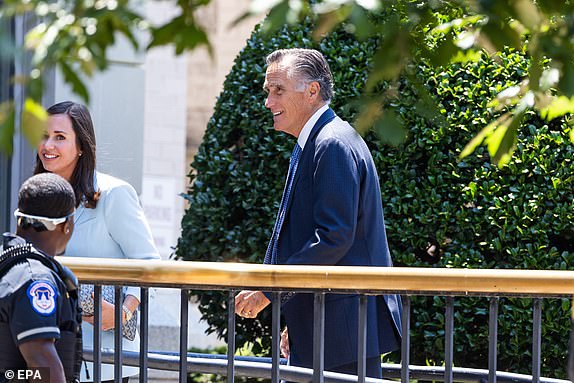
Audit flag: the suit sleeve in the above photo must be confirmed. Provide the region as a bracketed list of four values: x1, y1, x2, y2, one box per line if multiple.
[285, 137, 360, 265]
[104, 184, 161, 299]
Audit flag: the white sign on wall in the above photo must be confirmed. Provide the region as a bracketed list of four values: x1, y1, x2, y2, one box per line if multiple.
[140, 176, 181, 260]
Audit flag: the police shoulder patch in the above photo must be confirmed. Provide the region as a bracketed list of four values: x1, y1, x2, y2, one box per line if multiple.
[27, 280, 58, 316]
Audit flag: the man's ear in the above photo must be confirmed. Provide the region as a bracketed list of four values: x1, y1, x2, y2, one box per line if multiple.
[61, 220, 73, 235]
[308, 81, 321, 100]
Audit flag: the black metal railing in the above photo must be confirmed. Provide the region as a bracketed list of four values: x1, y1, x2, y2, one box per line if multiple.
[82, 288, 570, 383]
[57, 258, 574, 383]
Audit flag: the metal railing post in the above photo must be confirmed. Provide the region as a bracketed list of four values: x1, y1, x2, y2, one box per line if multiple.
[114, 286, 123, 383]
[401, 295, 411, 383]
[179, 289, 189, 383]
[568, 298, 574, 381]
[228, 290, 236, 383]
[358, 295, 368, 383]
[272, 292, 281, 383]
[488, 297, 499, 383]
[313, 292, 325, 383]
[532, 298, 542, 383]
[93, 285, 102, 383]
[139, 287, 149, 383]
[445, 296, 454, 383]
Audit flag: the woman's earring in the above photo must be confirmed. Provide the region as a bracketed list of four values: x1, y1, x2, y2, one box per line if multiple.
[78, 152, 83, 157]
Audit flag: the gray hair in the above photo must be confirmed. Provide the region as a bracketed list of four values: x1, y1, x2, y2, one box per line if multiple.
[266, 48, 334, 102]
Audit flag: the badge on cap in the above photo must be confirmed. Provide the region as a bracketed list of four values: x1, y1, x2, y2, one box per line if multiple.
[27, 280, 58, 315]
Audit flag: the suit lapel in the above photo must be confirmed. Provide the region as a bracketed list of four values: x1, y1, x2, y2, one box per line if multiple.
[283, 108, 336, 215]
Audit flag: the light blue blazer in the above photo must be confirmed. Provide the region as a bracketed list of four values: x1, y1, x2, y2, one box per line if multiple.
[65, 172, 160, 381]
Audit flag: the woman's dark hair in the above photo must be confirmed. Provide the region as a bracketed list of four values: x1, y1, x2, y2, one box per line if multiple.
[34, 101, 100, 208]
[19, 173, 76, 218]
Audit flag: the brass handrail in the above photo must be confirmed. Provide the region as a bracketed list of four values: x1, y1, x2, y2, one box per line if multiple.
[57, 257, 574, 297]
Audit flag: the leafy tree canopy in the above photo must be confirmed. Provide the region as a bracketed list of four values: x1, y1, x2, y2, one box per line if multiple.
[239, 0, 574, 165]
[1, 0, 574, 163]
[0, 0, 210, 153]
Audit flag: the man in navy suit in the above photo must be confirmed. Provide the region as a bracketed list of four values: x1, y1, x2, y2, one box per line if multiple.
[235, 48, 402, 378]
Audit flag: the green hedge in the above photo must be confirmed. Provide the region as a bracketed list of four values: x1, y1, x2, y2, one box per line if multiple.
[176, 17, 574, 378]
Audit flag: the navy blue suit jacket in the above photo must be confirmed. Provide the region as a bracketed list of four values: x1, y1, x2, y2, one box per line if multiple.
[275, 108, 402, 369]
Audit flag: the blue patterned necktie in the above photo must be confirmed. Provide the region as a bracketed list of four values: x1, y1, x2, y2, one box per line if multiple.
[264, 143, 303, 264]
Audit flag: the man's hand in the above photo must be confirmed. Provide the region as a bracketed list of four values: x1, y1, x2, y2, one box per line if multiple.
[235, 290, 270, 318]
[280, 327, 290, 358]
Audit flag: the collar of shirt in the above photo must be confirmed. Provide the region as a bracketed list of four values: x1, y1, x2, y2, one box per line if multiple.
[2, 232, 24, 250]
[297, 103, 330, 150]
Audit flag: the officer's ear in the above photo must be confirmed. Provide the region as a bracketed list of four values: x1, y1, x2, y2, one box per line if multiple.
[60, 218, 73, 237]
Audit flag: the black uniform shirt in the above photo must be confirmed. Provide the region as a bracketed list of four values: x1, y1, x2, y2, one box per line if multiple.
[0, 234, 71, 369]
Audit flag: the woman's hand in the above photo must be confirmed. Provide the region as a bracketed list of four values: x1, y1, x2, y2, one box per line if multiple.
[122, 294, 140, 320]
[82, 293, 140, 331]
[81, 299, 115, 330]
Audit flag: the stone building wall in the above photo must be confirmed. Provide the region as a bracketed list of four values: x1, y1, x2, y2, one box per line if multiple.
[186, 0, 262, 169]
[140, 1, 263, 370]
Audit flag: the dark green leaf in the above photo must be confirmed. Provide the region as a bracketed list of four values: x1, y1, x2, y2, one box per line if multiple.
[373, 109, 407, 146]
[59, 61, 90, 103]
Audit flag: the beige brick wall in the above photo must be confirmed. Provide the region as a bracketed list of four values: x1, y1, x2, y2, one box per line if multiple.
[140, 0, 230, 357]
[186, 0, 263, 170]
[141, 1, 188, 261]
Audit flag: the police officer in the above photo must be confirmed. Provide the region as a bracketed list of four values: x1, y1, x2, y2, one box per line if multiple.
[0, 173, 82, 383]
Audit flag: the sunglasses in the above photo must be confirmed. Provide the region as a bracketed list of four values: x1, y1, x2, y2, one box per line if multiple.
[14, 209, 75, 231]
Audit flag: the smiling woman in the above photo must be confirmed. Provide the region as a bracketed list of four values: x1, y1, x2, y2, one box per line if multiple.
[36, 102, 98, 209]
[34, 101, 161, 383]
[38, 114, 82, 182]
